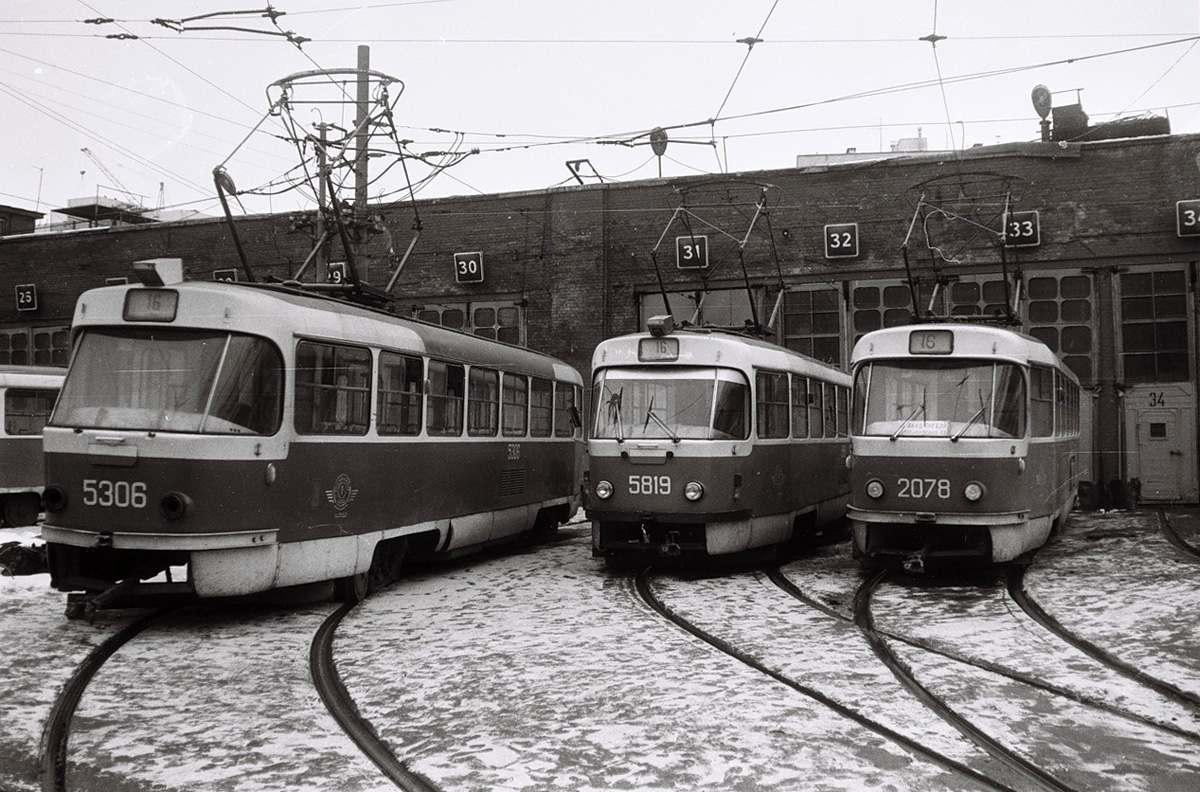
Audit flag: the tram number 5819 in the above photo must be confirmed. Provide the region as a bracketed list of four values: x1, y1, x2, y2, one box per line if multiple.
[629, 475, 671, 495]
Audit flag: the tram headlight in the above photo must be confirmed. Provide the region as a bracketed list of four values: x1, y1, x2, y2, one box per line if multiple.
[865, 479, 885, 499]
[684, 481, 704, 502]
[42, 486, 68, 513]
[595, 480, 614, 500]
[160, 491, 191, 521]
[963, 481, 986, 502]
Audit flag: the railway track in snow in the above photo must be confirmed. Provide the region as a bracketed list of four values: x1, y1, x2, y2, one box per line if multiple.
[632, 567, 1029, 792]
[39, 609, 176, 792]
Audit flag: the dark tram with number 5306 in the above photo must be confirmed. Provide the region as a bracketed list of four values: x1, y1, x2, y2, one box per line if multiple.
[40, 259, 583, 615]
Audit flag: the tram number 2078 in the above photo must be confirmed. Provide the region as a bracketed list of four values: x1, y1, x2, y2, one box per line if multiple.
[897, 477, 951, 499]
[629, 475, 671, 495]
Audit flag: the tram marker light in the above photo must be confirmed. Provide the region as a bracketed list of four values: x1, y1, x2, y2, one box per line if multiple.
[963, 481, 986, 502]
[865, 479, 885, 499]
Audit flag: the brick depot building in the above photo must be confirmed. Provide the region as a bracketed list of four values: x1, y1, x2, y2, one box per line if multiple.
[3, 132, 1200, 506]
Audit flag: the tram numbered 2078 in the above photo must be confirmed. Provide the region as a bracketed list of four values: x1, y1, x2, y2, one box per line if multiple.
[848, 323, 1081, 572]
[586, 315, 851, 565]
[0, 365, 63, 527]
[40, 259, 584, 614]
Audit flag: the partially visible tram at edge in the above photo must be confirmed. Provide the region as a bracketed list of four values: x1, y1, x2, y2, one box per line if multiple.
[40, 260, 584, 613]
[586, 315, 851, 565]
[848, 323, 1081, 572]
[0, 365, 63, 527]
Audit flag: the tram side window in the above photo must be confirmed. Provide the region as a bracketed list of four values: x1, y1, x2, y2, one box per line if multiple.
[378, 352, 423, 436]
[791, 375, 809, 438]
[502, 373, 528, 437]
[427, 360, 465, 436]
[835, 385, 849, 438]
[756, 371, 789, 439]
[810, 381, 825, 438]
[294, 342, 371, 435]
[555, 383, 580, 438]
[1030, 365, 1054, 438]
[3, 387, 58, 436]
[530, 378, 553, 437]
[468, 367, 500, 436]
[1055, 371, 1079, 437]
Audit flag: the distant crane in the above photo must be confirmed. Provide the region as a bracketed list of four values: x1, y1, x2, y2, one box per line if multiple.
[80, 147, 140, 206]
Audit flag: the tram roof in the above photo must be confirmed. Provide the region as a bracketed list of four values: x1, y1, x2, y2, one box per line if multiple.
[593, 326, 850, 383]
[70, 280, 583, 384]
[850, 323, 1072, 376]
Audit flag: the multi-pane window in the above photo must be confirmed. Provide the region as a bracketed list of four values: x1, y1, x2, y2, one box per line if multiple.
[781, 287, 842, 365]
[502, 373, 528, 436]
[416, 301, 525, 346]
[377, 352, 423, 435]
[468, 368, 500, 436]
[1120, 270, 1189, 383]
[637, 288, 759, 331]
[295, 342, 371, 435]
[755, 371, 789, 438]
[3, 388, 58, 436]
[0, 327, 70, 366]
[427, 360, 465, 436]
[530, 377, 553, 437]
[1027, 274, 1095, 384]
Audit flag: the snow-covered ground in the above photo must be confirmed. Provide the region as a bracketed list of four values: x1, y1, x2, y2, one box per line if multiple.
[1, 509, 1197, 791]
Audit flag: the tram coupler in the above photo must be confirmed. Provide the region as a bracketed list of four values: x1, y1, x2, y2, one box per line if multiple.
[901, 551, 927, 574]
[659, 531, 682, 557]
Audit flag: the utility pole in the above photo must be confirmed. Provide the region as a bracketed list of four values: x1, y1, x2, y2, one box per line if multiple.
[354, 45, 370, 214]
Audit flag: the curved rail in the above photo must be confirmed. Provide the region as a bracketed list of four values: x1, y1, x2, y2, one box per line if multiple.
[766, 567, 1199, 742]
[632, 568, 1021, 792]
[1005, 564, 1200, 713]
[310, 603, 442, 792]
[40, 609, 176, 792]
[1158, 508, 1200, 561]
[853, 572, 1081, 792]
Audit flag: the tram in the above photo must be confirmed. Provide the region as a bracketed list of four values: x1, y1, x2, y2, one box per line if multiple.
[0, 365, 62, 526]
[848, 323, 1081, 572]
[40, 259, 583, 610]
[587, 315, 851, 565]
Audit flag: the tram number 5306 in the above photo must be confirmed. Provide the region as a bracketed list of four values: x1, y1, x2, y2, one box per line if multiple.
[897, 477, 951, 499]
[82, 479, 148, 508]
[629, 475, 671, 495]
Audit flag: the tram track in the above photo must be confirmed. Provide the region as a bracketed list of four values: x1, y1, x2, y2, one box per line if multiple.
[766, 567, 1200, 743]
[38, 608, 176, 792]
[1005, 562, 1200, 714]
[311, 602, 442, 792]
[1158, 507, 1200, 560]
[632, 567, 1026, 792]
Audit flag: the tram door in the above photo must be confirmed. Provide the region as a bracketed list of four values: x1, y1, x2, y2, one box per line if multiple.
[1124, 384, 1199, 503]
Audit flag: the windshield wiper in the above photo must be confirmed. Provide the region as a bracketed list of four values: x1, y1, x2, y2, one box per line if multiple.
[950, 403, 988, 439]
[890, 403, 925, 441]
[606, 389, 624, 442]
[642, 396, 680, 443]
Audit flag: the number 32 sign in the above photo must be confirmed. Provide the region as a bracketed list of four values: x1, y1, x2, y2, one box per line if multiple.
[824, 223, 859, 259]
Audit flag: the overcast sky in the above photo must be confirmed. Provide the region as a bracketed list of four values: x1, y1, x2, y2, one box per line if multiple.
[2, 1, 1197, 222]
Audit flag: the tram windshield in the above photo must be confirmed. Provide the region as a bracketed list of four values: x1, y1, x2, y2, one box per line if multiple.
[854, 360, 1025, 439]
[51, 328, 284, 435]
[592, 367, 750, 440]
